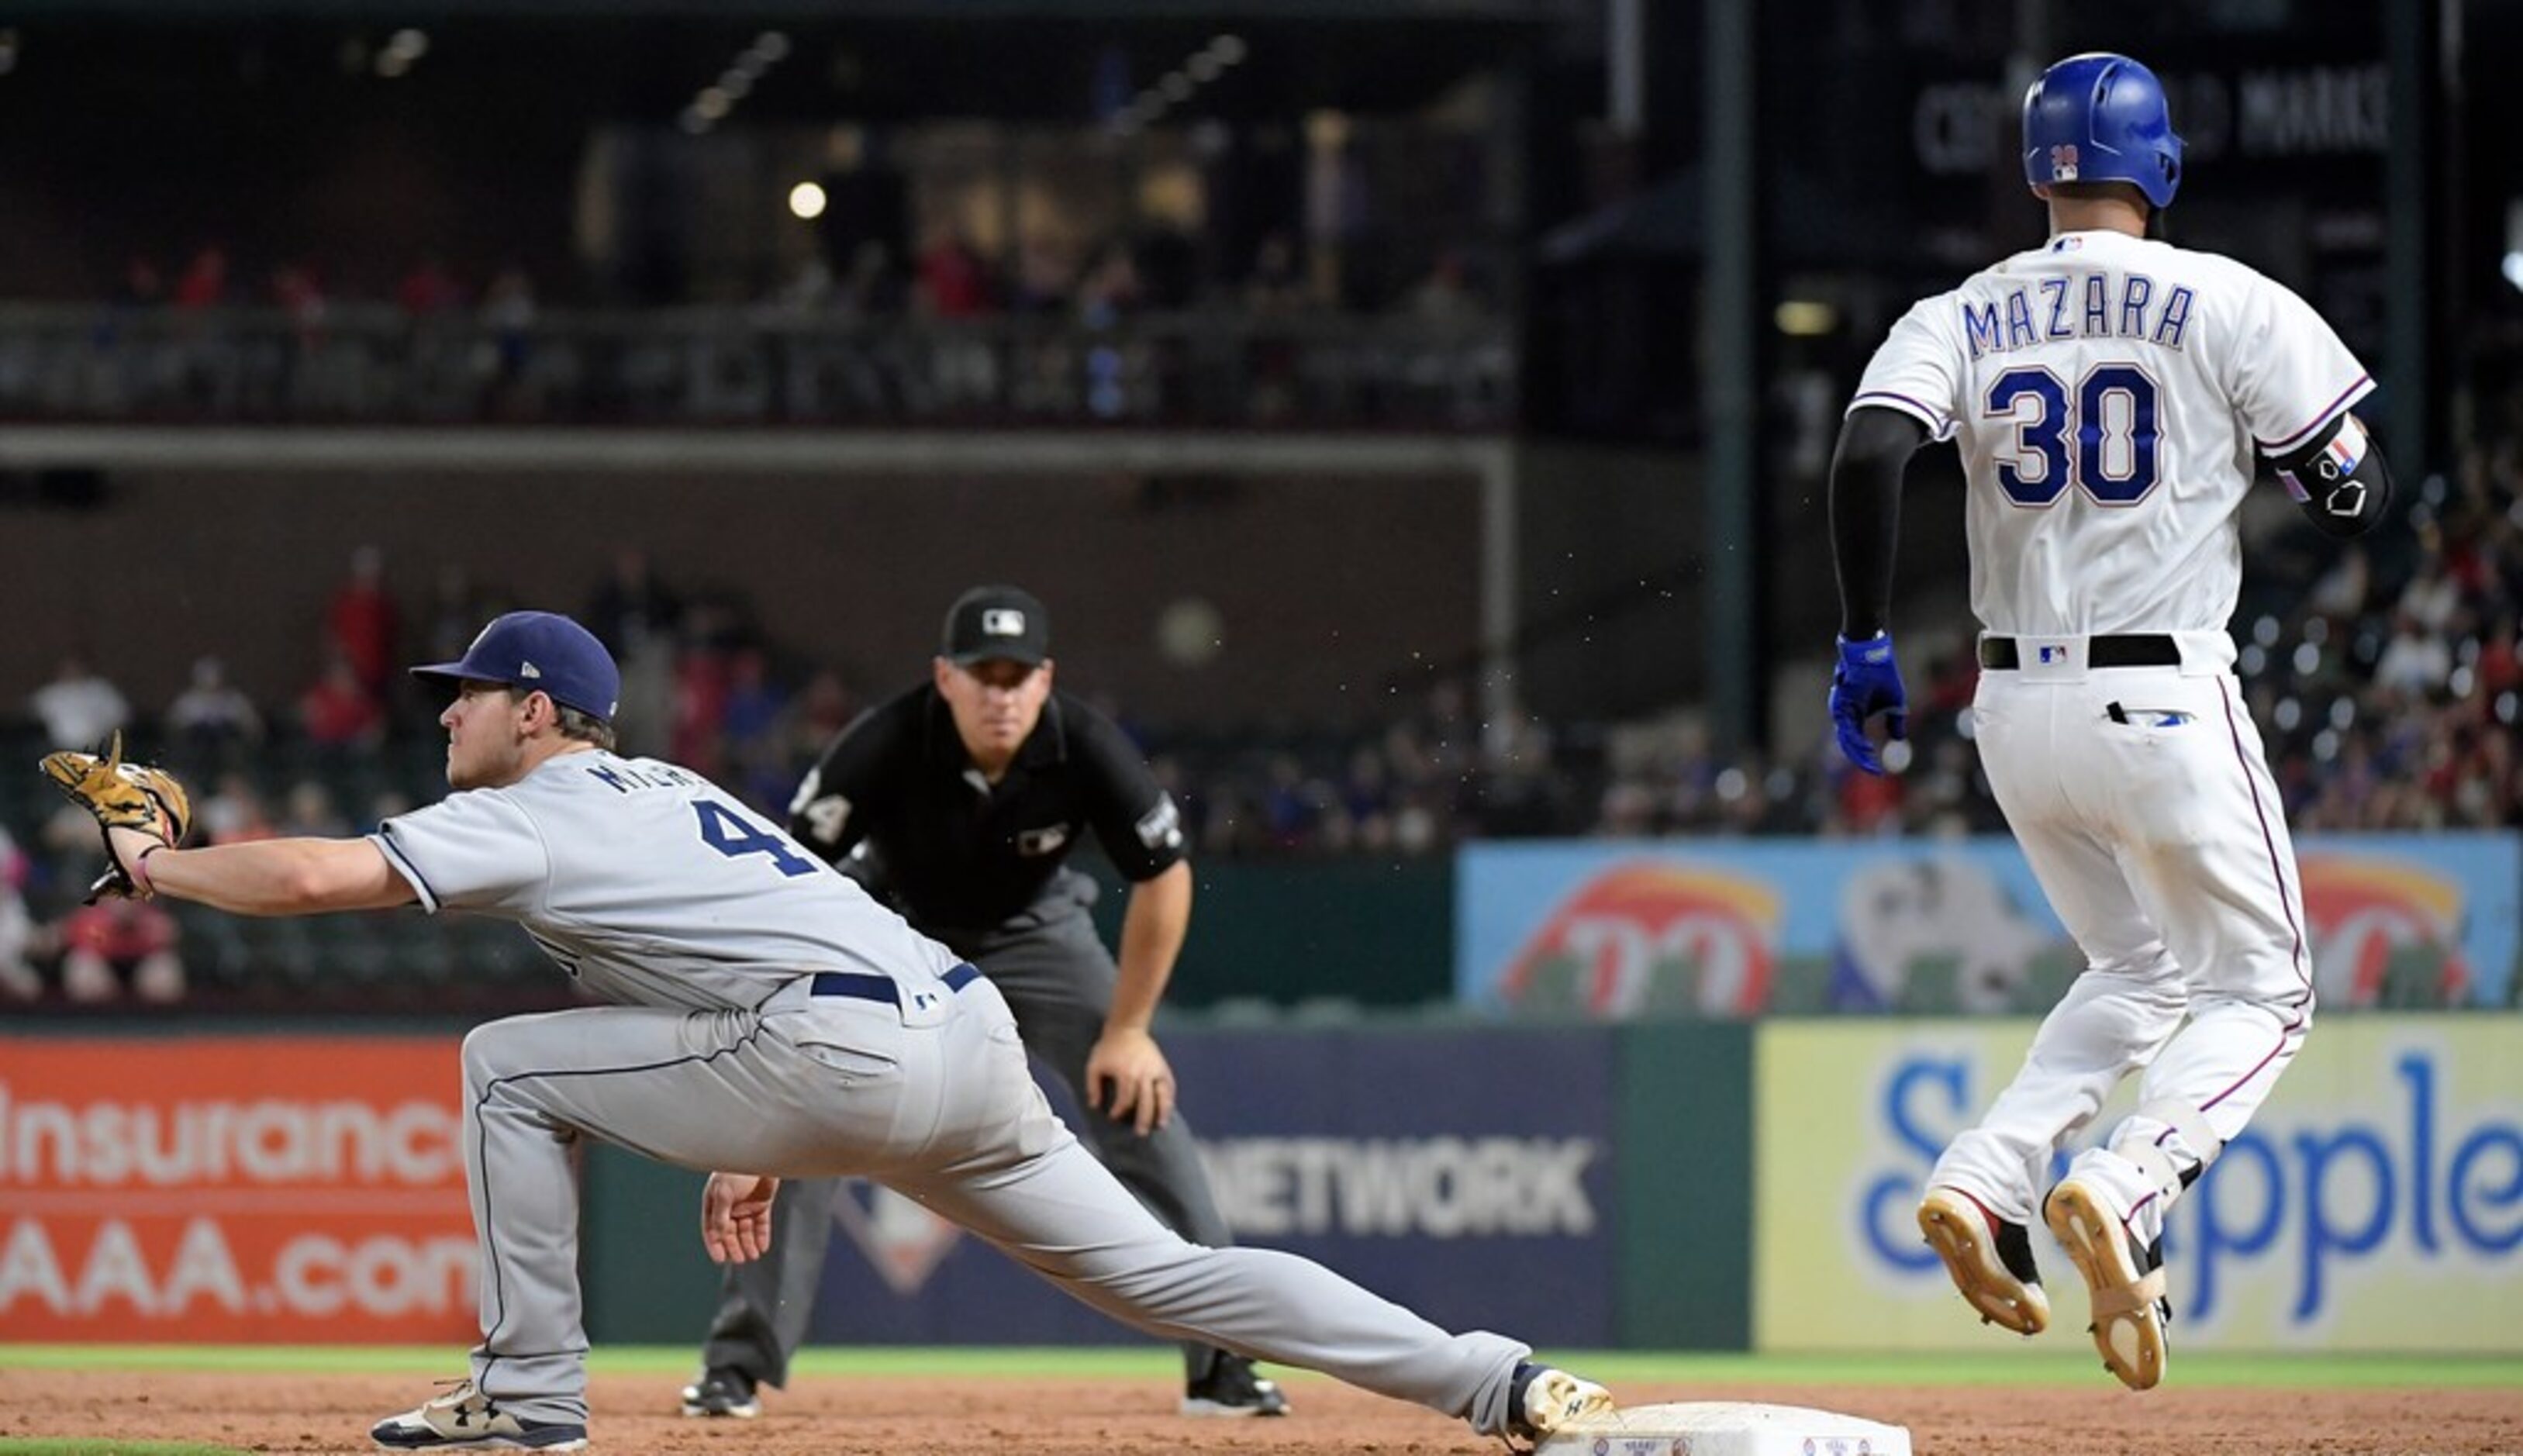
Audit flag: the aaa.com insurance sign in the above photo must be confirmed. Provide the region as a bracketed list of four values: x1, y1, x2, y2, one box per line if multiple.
[0, 1037, 475, 1341]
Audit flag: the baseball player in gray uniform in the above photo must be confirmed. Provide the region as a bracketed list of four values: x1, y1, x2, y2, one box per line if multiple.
[685, 585, 1284, 1420]
[1826, 53, 2394, 1391]
[84, 609, 1612, 1451]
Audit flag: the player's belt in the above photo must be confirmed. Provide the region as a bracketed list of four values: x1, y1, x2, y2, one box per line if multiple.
[809, 961, 981, 1005]
[1979, 634, 2180, 671]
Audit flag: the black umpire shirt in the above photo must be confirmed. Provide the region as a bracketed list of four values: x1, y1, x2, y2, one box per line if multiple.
[785, 684, 1186, 930]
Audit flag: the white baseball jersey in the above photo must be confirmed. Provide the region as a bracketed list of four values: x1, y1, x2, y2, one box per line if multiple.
[371, 748, 963, 1011]
[1851, 229, 2372, 637]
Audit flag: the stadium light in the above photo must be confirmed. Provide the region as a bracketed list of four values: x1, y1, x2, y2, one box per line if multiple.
[789, 181, 829, 220]
[684, 31, 788, 133]
[1774, 300, 1836, 336]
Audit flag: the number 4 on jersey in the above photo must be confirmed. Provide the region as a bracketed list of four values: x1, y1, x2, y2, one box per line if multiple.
[1986, 364, 2160, 506]
[694, 799, 818, 878]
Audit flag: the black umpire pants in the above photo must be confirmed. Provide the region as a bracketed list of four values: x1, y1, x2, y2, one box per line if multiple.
[699, 870, 1241, 1388]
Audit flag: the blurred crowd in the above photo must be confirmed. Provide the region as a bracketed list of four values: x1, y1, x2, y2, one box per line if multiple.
[107, 227, 1490, 329]
[14, 234, 1507, 430]
[8, 383, 2522, 1008]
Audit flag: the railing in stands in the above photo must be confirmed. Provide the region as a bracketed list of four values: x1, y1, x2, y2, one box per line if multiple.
[0, 304, 1517, 430]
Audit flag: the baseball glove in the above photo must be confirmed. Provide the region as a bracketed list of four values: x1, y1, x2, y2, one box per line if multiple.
[38, 730, 194, 900]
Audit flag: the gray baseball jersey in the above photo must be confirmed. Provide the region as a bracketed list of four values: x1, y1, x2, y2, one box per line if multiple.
[374, 752, 962, 1009]
[367, 747, 1537, 1437]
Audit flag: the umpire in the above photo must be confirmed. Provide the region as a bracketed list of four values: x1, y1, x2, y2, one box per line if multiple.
[680, 585, 1288, 1420]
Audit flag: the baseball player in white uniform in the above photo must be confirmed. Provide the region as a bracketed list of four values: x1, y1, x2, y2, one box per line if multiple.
[1825, 53, 2394, 1391]
[85, 610, 1614, 1451]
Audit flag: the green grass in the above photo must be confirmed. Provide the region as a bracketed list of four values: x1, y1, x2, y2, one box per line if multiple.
[2, 1344, 2517, 1389]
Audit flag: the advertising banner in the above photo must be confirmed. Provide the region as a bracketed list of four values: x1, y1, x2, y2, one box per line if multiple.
[0, 1037, 475, 1343]
[1457, 833, 2520, 1015]
[1753, 1017, 2523, 1352]
[806, 1026, 1620, 1347]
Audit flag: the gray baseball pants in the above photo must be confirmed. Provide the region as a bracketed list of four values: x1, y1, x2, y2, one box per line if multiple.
[453, 969, 1534, 1436]
[702, 876, 1238, 1389]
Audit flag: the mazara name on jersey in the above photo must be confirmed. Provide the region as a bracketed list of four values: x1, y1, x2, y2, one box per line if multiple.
[1963, 272, 2196, 360]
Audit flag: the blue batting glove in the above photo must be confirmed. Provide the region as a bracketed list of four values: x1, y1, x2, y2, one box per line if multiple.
[1829, 633, 1908, 775]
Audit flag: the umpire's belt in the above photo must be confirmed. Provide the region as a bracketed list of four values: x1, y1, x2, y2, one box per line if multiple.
[1979, 634, 2181, 671]
[809, 962, 980, 1006]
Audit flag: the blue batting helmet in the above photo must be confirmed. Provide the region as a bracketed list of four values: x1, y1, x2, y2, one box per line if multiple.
[2021, 52, 2183, 210]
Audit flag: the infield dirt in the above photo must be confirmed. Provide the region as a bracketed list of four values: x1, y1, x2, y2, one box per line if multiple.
[5, 1368, 2519, 1454]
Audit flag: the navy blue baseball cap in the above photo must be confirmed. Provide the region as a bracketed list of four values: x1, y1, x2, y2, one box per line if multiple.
[411, 610, 622, 722]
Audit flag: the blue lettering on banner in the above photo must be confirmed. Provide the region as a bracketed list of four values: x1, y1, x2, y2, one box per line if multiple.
[1863, 1047, 2523, 1328]
[1862, 1057, 1971, 1271]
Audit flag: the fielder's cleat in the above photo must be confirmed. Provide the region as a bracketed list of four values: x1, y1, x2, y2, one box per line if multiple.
[2045, 1175, 2172, 1392]
[678, 1366, 761, 1419]
[1917, 1185, 2050, 1336]
[1180, 1354, 1292, 1416]
[1503, 1361, 1615, 1451]
[371, 1380, 588, 1451]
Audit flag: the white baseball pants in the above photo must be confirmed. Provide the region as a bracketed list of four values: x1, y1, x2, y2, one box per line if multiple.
[1932, 646, 2315, 1228]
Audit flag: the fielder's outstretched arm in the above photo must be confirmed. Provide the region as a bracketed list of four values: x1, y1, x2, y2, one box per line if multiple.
[107, 824, 419, 916]
[1829, 405, 1931, 640]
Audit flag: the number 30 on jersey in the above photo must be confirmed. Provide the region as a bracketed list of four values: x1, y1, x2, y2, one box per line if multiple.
[1985, 364, 2161, 506]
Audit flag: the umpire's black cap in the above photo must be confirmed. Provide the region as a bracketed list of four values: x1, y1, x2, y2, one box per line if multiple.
[942, 585, 1051, 667]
